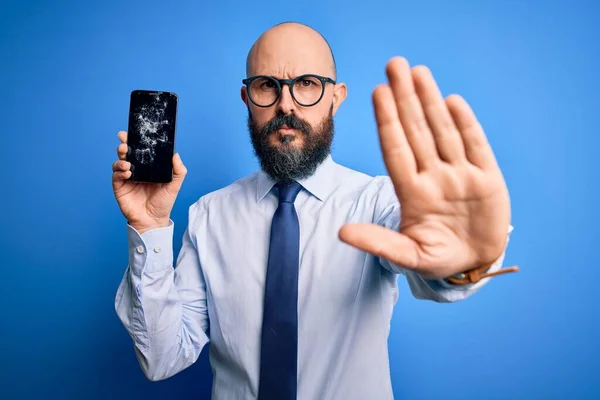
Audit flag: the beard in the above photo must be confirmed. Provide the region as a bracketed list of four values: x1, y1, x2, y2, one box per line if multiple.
[247, 105, 334, 184]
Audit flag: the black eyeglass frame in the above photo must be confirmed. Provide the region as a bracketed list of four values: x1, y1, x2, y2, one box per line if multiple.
[242, 74, 337, 108]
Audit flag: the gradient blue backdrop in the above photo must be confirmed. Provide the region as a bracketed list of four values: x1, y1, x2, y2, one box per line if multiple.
[1, 0, 598, 399]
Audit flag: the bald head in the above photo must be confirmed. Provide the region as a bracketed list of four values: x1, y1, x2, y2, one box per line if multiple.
[245, 22, 337, 80]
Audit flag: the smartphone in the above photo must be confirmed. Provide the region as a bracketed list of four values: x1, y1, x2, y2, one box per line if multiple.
[126, 90, 178, 183]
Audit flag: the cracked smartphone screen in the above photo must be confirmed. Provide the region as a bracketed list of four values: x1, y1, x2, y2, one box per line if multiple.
[126, 90, 178, 183]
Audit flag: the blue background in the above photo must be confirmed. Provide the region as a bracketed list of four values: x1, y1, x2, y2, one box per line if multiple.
[1, 0, 598, 399]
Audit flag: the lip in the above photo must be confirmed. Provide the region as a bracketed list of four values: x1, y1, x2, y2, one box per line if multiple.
[278, 126, 295, 133]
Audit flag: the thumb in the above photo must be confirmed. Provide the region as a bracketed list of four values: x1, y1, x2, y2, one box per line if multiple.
[338, 223, 420, 269]
[165, 153, 187, 195]
[172, 152, 187, 179]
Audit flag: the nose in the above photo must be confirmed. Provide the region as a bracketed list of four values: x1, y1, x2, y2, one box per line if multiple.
[277, 84, 296, 115]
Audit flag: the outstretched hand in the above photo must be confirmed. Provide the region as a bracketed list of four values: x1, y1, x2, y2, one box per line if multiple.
[339, 57, 516, 280]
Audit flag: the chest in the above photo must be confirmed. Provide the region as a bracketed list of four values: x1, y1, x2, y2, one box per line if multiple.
[196, 195, 376, 331]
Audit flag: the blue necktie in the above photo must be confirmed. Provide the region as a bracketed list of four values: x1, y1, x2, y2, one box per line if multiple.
[258, 181, 302, 400]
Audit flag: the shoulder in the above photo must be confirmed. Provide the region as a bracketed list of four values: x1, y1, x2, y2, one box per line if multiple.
[333, 160, 395, 196]
[187, 170, 260, 217]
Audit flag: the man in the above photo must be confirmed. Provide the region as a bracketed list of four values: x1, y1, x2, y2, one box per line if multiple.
[112, 22, 518, 400]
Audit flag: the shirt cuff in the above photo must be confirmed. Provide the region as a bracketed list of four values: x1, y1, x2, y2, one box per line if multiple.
[127, 220, 175, 278]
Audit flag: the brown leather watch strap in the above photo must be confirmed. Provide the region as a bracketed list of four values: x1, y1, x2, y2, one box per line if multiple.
[445, 261, 519, 285]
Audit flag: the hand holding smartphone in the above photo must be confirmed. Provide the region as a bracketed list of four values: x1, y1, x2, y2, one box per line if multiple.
[111, 89, 187, 234]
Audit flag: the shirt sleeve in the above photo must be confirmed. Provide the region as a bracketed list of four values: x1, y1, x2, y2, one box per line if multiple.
[114, 201, 210, 381]
[372, 176, 513, 303]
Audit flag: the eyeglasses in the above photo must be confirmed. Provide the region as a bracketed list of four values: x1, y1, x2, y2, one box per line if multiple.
[242, 74, 336, 108]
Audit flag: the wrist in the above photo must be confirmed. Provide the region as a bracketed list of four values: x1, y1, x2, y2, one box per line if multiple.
[129, 218, 170, 234]
[445, 261, 519, 285]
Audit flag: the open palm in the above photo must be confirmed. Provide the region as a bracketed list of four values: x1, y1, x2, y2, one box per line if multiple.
[340, 57, 514, 280]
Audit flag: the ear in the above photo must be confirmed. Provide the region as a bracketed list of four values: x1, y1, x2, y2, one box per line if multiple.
[331, 82, 347, 116]
[241, 86, 248, 105]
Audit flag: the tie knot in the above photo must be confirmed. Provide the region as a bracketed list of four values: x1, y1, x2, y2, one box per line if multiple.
[276, 181, 302, 204]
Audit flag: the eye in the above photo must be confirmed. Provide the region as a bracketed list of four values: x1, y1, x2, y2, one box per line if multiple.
[260, 80, 277, 89]
[299, 79, 313, 87]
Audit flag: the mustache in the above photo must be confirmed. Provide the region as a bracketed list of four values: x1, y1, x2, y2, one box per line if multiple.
[258, 112, 311, 137]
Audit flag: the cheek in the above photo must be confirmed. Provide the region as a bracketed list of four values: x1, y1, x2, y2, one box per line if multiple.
[249, 107, 274, 126]
[304, 107, 329, 126]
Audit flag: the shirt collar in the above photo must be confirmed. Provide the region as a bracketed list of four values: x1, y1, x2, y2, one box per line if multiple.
[256, 154, 337, 203]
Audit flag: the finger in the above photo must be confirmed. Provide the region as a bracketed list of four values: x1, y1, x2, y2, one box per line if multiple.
[373, 84, 417, 185]
[446, 94, 497, 170]
[338, 223, 421, 270]
[118, 131, 127, 144]
[386, 57, 439, 171]
[412, 66, 466, 163]
[117, 143, 128, 160]
[112, 160, 131, 172]
[164, 153, 187, 196]
[172, 153, 187, 179]
[112, 170, 132, 182]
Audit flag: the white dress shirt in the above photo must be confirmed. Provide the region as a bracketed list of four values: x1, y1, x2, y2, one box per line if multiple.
[114, 154, 510, 399]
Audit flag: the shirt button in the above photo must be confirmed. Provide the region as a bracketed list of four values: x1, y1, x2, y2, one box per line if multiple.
[153, 246, 161, 253]
[136, 246, 144, 254]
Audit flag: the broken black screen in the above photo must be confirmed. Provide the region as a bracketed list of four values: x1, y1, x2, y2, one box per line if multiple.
[127, 90, 177, 183]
